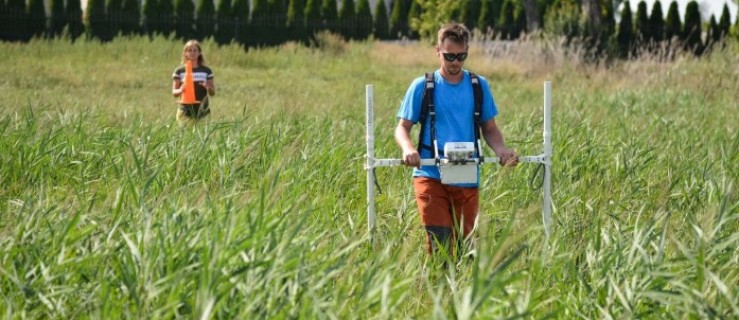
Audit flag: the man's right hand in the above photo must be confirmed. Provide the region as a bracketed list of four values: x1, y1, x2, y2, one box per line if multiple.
[402, 147, 421, 168]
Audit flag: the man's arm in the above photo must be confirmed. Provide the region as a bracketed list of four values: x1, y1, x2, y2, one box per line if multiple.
[481, 118, 518, 166]
[394, 119, 420, 168]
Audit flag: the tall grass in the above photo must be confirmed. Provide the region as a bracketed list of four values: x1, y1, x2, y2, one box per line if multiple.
[0, 36, 737, 319]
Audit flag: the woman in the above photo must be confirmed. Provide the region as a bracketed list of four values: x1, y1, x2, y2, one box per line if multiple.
[172, 40, 216, 125]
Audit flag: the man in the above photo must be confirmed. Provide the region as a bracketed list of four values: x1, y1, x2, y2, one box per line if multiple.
[394, 22, 518, 258]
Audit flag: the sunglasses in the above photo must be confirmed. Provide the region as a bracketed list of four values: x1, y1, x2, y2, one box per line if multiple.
[441, 52, 468, 62]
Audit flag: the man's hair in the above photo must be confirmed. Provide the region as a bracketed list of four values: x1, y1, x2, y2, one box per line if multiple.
[437, 22, 470, 47]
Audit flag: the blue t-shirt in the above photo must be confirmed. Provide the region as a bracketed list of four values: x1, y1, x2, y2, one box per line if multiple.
[396, 70, 498, 187]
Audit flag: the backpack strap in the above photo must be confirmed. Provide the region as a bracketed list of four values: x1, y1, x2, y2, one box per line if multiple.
[418, 71, 484, 161]
[417, 72, 435, 153]
[469, 72, 484, 162]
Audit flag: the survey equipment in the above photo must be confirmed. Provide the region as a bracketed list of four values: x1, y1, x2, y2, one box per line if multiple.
[365, 81, 553, 240]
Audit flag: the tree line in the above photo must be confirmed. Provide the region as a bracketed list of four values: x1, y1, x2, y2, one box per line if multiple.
[0, 0, 737, 57]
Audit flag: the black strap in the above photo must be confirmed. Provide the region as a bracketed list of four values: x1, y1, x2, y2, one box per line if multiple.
[417, 72, 435, 153]
[470, 72, 484, 162]
[417, 71, 483, 159]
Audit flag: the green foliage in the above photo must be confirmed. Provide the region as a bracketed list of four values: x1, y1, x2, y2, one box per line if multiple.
[706, 15, 721, 50]
[108, 0, 125, 37]
[66, 0, 85, 41]
[499, 0, 515, 39]
[5, 0, 29, 41]
[86, 0, 111, 41]
[50, 0, 66, 38]
[414, 0, 459, 44]
[304, 0, 322, 40]
[196, 0, 217, 40]
[355, 0, 373, 40]
[270, 0, 287, 44]
[718, 4, 731, 38]
[175, 0, 196, 40]
[664, 0, 681, 41]
[143, 0, 159, 36]
[458, 0, 481, 33]
[600, 0, 616, 41]
[407, 0, 421, 39]
[320, 0, 338, 32]
[215, 0, 235, 45]
[617, 0, 634, 57]
[338, 0, 356, 39]
[250, 0, 271, 46]
[390, 0, 408, 38]
[27, 0, 46, 39]
[158, 0, 177, 37]
[231, 0, 249, 45]
[477, 0, 497, 36]
[649, 1, 664, 42]
[373, 0, 390, 40]
[122, 0, 141, 36]
[683, 0, 702, 54]
[287, 0, 306, 43]
[634, 0, 649, 43]
[543, 0, 580, 41]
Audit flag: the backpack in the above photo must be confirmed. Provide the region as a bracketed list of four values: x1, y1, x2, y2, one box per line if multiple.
[417, 71, 484, 160]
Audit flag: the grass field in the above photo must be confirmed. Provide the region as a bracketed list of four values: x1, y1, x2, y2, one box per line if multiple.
[1, 35, 738, 319]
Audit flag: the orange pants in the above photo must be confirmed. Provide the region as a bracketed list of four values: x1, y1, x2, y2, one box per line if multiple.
[413, 177, 479, 255]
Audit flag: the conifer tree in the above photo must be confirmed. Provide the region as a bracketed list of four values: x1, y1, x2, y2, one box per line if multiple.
[601, 0, 615, 43]
[250, 0, 270, 46]
[50, 0, 66, 38]
[121, 0, 141, 36]
[86, 0, 110, 41]
[373, 0, 389, 39]
[196, 0, 216, 40]
[407, 0, 421, 39]
[513, 2, 525, 38]
[0, 0, 5, 40]
[477, 0, 496, 36]
[175, 0, 196, 40]
[682, 0, 702, 54]
[66, 0, 85, 41]
[718, 3, 731, 38]
[304, 0, 321, 40]
[499, 0, 515, 40]
[491, 0, 503, 30]
[339, 0, 356, 39]
[108, 0, 124, 37]
[6, 0, 30, 41]
[143, 0, 158, 36]
[664, 0, 680, 42]
[27, 0, 46, 39]
[159, 0, 177, 37]
[269, 0, 287, 45]
[232, 0, 249, 46]
[458, 0, 480, 33]
[649, 1, 664, 43]
[617, 0, 634, 57]
[214, 0, 234, 44]
[321, 0, 338, 33]
[287, 0, 306, 42]
[706, 14, 719, 50]
[390, 0, 407, 38]
[355, 0, 372, 40]
[634, 0, 649, 44]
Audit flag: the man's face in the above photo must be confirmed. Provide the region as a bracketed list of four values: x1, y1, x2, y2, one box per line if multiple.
[437, 39, 468, 76]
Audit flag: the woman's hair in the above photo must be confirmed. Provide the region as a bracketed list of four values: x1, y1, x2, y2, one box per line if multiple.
[181, 40, 207, 66]
[437, 22, 470, 47]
